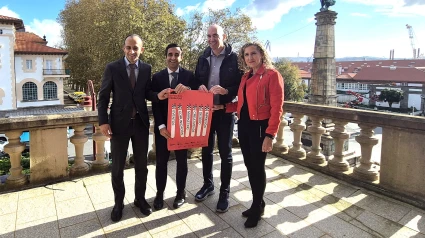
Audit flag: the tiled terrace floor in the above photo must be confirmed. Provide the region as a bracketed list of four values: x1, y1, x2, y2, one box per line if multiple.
[1, 148, 425, 238]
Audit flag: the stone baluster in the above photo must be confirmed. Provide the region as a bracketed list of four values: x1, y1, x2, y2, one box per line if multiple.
[4, 130, 27, 186]
[288, 113, 306, 159]
[353, 123, 379, 182]
[92, 123, 109, 170]
[306, 116, 326, 164]
[70, 124, 89, 175]
[328, 120, 350, 171]
[148, 123, 156, 161]
[272, 111, 289, 155]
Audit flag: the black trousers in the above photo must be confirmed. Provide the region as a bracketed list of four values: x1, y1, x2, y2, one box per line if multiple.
[155, 130, 188, 194]
[111, 116, 149, 205]
[201, 110, 235, 193]
[238, 118, 268, 211]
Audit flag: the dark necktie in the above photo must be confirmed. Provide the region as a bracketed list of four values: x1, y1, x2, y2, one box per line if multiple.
[170, 72, 178, 89]
[129, 63, 137, 117]
[129, 64, 136, 89]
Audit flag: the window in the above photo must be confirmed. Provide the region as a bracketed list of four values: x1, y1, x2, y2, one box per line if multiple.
[0, 29, 2, 34]
[43, 81, 57, 99]
[26, 60, 32, 70]
[22, 82, 38, 101]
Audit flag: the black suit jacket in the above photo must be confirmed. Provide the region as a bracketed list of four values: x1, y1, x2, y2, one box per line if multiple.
[151, 67, 195, 133]
[98, 58, 159, 134]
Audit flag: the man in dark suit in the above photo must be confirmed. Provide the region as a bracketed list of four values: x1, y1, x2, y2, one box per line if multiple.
[151, 43, 196, 210]
[98, 34, 169, 222]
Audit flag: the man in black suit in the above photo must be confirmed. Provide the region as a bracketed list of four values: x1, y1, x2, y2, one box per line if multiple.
[98, 34, 169, 222]
[151, 43, 196, 210]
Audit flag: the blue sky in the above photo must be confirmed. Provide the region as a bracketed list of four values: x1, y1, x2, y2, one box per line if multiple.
[1, 0, 424, 59]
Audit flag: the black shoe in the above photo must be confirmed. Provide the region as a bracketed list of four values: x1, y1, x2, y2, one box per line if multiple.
[242, 200, 265, 217]
[110, 203, 124, 222]
[134, 199, 152, 216]
[153, 193, 164, 210]
[195, 184, 215, 201]
[244, 214, 261, 228]
[216, 192, 229, 213]
[173, 191, 186, 209]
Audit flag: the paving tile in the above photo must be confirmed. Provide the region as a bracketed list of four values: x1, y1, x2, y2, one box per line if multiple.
[16, 194, 56, 224]
[262, 203, 324, 238]
[86, 181, 115, 205]
[151, 223, 196, 238]
[59, 218, 105, 238]
[351, 210, 418, 238]
[0, 199, 18, 216]
[105, 222, 151, 238]
[177, 205, 229, 237]
[218, 204, 275, 238]
[138, 206, 183, 235]
[262, 230, 289, 238]
[398, 209, 425, 234]
[83, 172, 110, 186]
[56, 196, 97, 228]
[15, 215, 59, 238]
[232, 161, 249, 180]
[200, 227, 243, 238]
[94, 200, 139, 233]
[18, 185, 53, 200]
[268, 192, 320, 219]
[53, 180, 89, 202]
[0, 191, 19, 203]
[0, 213, 16, 235]
[363, 196, 412, 223]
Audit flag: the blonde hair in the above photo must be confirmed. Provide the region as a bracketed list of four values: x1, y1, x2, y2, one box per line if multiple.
[238, 42, 274, 72]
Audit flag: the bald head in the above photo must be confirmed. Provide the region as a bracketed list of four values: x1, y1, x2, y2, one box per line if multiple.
[207, 24, 226, 53]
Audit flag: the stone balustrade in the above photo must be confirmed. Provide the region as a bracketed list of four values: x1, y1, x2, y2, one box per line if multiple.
[1, 103, 425, 209]
[273, 102, 425, 209]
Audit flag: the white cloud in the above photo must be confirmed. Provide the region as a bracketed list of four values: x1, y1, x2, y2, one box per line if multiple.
[0, 5, 63, 48]
[342, 0, 425, 17]
[0, 6, 20, 18]
[176, 0, 236, 17]
[350, 12, 371, 17]
[306, 16, 315, 23]
[26, 19, 63, 48]
[243, 0, 315, 30]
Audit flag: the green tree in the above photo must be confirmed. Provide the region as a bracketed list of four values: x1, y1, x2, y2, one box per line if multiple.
[274, 58, 306, 101]
[378, 88, 404, 108]
[59, 0, 185, 91]
[181, 8, 257, 71]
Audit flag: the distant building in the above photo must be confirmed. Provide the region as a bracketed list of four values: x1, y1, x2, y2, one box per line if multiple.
[292, 59, 425, 112]
[0, 15, 69, 111]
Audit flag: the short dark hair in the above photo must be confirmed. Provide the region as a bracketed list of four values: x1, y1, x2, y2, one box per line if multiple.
[165, 43, 182, 56]
[124, 34, 143, 45]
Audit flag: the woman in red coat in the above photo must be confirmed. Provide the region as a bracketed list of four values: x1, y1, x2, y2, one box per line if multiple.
[227, 42, 284, 228]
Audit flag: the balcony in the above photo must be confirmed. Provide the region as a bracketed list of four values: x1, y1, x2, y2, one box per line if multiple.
[0, 103, 424, 237]
[43, 69, 70, 78]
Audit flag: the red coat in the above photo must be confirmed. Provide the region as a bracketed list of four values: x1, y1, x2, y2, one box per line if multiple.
[227, 64, 284, 137]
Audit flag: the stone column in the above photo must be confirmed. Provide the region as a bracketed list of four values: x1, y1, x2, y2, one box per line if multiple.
[353, 124, 379, 181]
[272, 112, 289, 156]
[328, 120, 350, 171]
[92, 123, 109, 170]
[70, 124, 89, 175]
[306, 116, 326, 164]
[288, 113, 306, 159]
[309, 10, 338, 106]
[4, 130, 27, 186]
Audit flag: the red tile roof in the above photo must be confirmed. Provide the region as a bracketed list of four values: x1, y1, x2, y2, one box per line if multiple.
[353, 67, 425, 83]
[0, 15, 24, 30]
[298, 69, 311, 78]
[14, 32, 68, 55]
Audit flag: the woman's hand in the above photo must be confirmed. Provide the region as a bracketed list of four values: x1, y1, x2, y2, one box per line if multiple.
[262, 137, 273, 152]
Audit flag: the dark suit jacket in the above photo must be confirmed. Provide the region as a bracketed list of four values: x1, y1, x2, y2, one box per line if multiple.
[98, 57, 159, 134]
[151, 67, 195, 134]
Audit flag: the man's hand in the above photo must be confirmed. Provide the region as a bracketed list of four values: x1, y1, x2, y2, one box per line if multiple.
[198, 85, 208, 92]
[99, 124, 113, 139]
[158, 88, 170, 100]
[174, 84, 190, 94]
[210, 85, 228, 95]
[262, 137, 273, 153]
[212, 105, 224, 111]
[159, 127, 171, 139]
